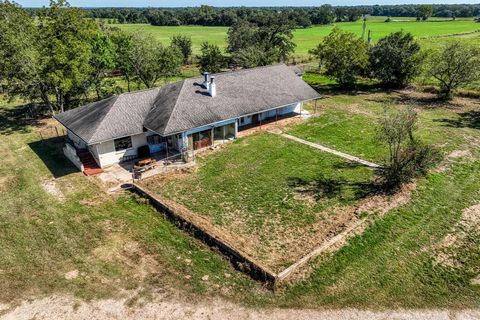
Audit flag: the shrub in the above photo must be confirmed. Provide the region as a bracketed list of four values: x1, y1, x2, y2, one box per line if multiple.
[427, 41, 480, 100]
[197, 42, 227, 74]
[170, 35, 192, 65]
[309, 27, 369, 87]
[376, 106, 439, 190]
[369, 31, 424, 88]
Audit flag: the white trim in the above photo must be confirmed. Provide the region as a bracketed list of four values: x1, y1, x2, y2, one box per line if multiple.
[145, 98, 319, 137]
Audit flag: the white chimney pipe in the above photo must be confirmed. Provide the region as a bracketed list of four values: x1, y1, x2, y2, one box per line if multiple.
[209, 76, 216, 97]
[203, 72, 210, 90]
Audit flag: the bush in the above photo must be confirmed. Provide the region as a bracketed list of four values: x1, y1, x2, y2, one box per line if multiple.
[197, 42, 227, 74]
[309, 27, 369, 87]
[376, 106, 439, 190]
[427, 41, 480, 100]
[369, 31, 424, 88]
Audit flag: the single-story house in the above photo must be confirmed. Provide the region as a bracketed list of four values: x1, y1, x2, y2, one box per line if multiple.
[54, 63, 320, 175]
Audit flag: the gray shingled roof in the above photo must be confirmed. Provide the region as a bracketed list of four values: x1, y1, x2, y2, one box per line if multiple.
[54, 88, 160, 144]
[55, 64, 320, 144]
[145, 64, 320, 135]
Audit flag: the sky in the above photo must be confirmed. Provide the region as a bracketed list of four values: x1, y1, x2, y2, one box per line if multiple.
[15, 0, 480, 7]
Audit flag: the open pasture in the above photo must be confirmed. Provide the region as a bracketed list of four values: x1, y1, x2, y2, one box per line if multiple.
[114, 17, 480, 58]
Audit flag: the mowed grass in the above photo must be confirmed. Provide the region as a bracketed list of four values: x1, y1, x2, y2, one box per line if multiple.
[142, 133, 374, 271]
[1, 88, 480, 308]
[282, 158, 480, 308]
[0, 98, 256, 302]
[114, 17, 480, 57]
[290, 74, 480, 164]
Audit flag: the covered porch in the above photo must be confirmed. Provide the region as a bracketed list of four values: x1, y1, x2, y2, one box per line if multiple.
[185, 120, 237, 152]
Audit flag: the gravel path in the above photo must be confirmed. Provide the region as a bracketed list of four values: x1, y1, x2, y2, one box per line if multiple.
[1, 294, 479, 320]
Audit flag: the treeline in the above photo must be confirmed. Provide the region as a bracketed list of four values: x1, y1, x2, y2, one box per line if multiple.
[45, 4, 480, 27]
[309, 28, 480, 99]
[0, 0, 185, 113]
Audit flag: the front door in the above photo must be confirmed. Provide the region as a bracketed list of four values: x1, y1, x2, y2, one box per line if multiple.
[252, 113, 259, 124]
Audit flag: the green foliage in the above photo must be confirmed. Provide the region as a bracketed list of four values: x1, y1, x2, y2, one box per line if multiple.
[108, 27, 135, 91]
[170, 34, 192, 65]
[227, 14, 296, 68]
[0, 1, 41, 103]
[36, 0, 98, 112]
[375, 106, 439, 189]
[427, 41, 480, 100]
[369, 31, 424, 88]
[309, 27, 369, 87]
[197, 42, 227, 74]
[129, 33, 182, 88]
[89, 31, 116, 99]
[417, 4, 434, 20]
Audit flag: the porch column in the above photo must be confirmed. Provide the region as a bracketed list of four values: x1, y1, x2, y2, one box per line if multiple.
[211, 127, 214, 147]
[234, 120, 238, 138]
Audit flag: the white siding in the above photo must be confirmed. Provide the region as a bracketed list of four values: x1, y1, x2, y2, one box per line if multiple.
[67, 130, 87, 149]
[94, 133, 148, 168]
[279, 102, 301, 115]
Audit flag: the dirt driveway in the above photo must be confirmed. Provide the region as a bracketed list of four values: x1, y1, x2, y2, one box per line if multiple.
[2, 293, 480, 320]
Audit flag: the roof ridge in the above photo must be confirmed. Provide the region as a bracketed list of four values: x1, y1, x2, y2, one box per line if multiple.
[117, 86, 160, 97]
[161, 80, 186, 135]
[88, 95, 120, 143]
[208, 63, 287, 78]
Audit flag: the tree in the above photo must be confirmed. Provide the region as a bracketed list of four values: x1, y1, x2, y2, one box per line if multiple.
[369, 31, 424, 88]
[89, 31, 116, 99]
[197, 42, 227, 73]
[0, 1, 43, 106]
[36, 0, 98, 112]
[311, 5, 335, 25]
[227, 14, 296, 68]
[417, 5, 433, 20]
[376, 106, 438, 190]
[309, 27, 369, 87]
[170, 35, 192, 65]
[129, 34, 182, 88]
[109, 28, 135, 92]
[428, 41, 480, 100]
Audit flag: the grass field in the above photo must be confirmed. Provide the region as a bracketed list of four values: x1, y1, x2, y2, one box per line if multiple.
[114, 17, 480, 58]
[140, 133, 375, 271]
[1, 85, 480, 308]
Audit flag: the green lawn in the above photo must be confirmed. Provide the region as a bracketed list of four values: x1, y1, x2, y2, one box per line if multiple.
[1, 88, 480, 308]
[289, 89, 480, 164]
[0, 98, 255, 302]
[114, 17, 480, 58]
[141, 133, 375, 271]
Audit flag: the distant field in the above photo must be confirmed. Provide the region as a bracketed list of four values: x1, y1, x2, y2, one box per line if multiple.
[114, 17, 480, 58]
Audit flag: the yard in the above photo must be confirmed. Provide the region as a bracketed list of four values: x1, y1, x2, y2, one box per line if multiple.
[1, 86, 480, 310]
[139, 133, 376, 272]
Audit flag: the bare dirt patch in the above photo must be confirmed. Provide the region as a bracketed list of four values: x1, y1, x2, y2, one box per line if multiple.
[447, 149, 473, 159]
[41, 179, 65, 202]
[433, 203, 480, 268]
[91, 233, 159, 282]
[0, 175, 15, 193]
[2, 292, 480, 320]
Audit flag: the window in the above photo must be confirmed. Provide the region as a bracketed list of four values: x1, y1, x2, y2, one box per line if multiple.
[114, 136, 132, 151]
[147, 134, 165, 145]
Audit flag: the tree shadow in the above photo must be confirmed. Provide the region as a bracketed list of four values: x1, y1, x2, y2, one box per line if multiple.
[287, 176, 382, 202]
[310, 83, 383, 97]
[0, 103, 45, 135]
[29, 137, 79, 178]
[433, 110, 480, 129]
[366, 90, 474, 110]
